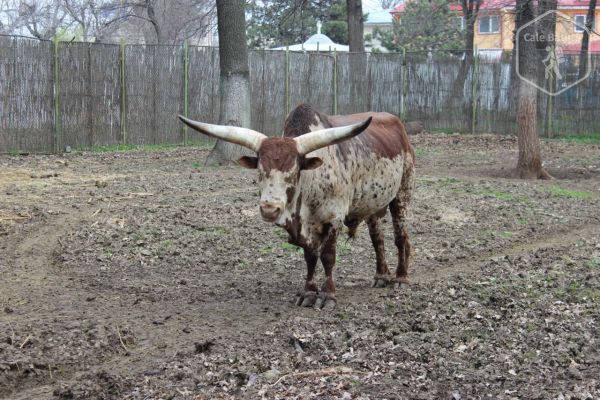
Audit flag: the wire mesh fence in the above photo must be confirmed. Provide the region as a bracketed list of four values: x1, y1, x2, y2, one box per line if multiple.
[0, 35, 599, 153]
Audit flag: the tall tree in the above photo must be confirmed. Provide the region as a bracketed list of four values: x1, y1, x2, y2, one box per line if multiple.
[579, 0, 597, 80]
[460, 0, 481, 61]
[246, 0, 347, 49]
[205, 0, 252, 165]
[514, 0, 551, 179]
[347, 0, 364, 51]
[377, 0, 463, 52]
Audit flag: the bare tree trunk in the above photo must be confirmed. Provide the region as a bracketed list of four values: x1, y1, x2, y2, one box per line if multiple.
[514, 0, 551, 179]
[206, 0, 252, 166]
[579, 0, 596, 80]
[347, 0, 365, 52]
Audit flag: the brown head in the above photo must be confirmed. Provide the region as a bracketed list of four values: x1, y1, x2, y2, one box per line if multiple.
[179, 115, 371, 224]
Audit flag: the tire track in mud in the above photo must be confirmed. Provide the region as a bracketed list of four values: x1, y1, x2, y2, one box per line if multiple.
[414, 221, 600, 284]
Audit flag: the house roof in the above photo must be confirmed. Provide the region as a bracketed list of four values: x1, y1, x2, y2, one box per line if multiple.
[365, 9, 394, 25]
[271, 22, 349, 52]
[392, 0, 600, 13]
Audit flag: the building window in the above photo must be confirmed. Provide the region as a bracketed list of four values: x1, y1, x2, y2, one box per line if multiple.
[574, 15, 594, 32]
[479, 15, 500, 34]
[456, 16, 465, 30]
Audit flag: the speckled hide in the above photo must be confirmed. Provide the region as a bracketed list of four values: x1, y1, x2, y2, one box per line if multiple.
[247, 103, 415, 308]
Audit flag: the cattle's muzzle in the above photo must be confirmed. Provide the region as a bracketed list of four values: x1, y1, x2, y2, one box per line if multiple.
[259, 201, 283, 222]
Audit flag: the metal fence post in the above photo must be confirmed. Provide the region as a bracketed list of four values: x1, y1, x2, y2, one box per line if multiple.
[52, 35, 61, 153]
[471, 46, 479, 135]
[183, 41, 189, 145]
[119, 39, 127, 145]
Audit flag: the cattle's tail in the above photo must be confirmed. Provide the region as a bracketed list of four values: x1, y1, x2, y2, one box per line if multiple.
[398, 151, 415, 210]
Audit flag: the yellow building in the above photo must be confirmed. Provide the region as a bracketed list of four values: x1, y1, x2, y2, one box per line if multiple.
[391, 0, 600, 56]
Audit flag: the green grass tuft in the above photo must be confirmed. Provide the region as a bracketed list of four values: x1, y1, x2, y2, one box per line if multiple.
[549, 133, 600, 145]
[547, 186, 593, 199]
[84, 140, 213, 153]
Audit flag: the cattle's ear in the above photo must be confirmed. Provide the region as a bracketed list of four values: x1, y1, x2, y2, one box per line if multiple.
[301, 157, 323, 170]
[237, 156, 258, 169]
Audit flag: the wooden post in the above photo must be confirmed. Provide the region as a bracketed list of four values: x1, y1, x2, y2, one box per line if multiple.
[333, 49, 338, 114]
[87, 43, 94, 147]
[285, 46, 290, 115]
[471, 45, 479, 135]
[183, 41, 189, 145]
[119, 39, 127, 145]
[544, 62, 554, 138]
[400, 47, 406, 121]
[52, 36, 61, 153]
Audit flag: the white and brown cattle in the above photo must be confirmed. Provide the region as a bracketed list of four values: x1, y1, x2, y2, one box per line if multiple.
[179, 103, 415, 309]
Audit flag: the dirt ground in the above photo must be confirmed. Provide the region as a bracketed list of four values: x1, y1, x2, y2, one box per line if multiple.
[1, 134, 599, 400]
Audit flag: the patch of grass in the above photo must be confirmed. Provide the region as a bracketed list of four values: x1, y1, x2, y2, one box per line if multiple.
[85, 140, 213, 153]
[547, 186, 593, 200]
[281, 242, 302, 254]
[259, 245, 273, 254]
[414, 148, 437, 157]
[474, 188, 514, 201]
[549, 133, 600, 145]
[192, 161, 201, 169]
[586, 258, 600, 268]
[499, 231, 513, 239]
[7, 149, 22, 156]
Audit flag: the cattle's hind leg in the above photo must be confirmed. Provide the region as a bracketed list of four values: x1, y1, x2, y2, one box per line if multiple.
[389, 197, 412, 290]
[367, 216, 393, 288]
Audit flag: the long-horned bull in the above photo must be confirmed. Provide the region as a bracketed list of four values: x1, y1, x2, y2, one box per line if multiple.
[179, 103, 415, 309]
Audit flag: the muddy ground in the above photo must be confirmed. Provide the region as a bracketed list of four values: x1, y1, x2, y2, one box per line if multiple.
[1, 134, 599, 399]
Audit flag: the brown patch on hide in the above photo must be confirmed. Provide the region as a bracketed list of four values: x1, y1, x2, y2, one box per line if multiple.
[331, 112, 414, 160]
[282, 103, 414, 162]
[257, 138, 299, 174]
[286, 186, 295, 204]
[283, 103, 332, 138]
[285, 195, 306, 248]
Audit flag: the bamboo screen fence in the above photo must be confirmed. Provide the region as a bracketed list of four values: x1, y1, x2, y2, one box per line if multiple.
[0, 35, 599, 153]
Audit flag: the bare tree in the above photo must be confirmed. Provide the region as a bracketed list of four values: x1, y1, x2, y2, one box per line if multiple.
[347, 0, 364, 52]
[17, 0, 68, 39]
[579, 0, 597, 80]
[126, 0, 216, 44]
[205, 0, 252, 165]
[0, 1, 21, 34]
[514, 0, 551, 179]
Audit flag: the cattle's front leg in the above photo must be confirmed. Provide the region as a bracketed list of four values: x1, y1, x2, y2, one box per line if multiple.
[315, 229, 338, 310]
[296, 248, 319, 307]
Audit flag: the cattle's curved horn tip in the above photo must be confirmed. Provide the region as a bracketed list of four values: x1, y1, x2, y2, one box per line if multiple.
[360, 116, 373, 130]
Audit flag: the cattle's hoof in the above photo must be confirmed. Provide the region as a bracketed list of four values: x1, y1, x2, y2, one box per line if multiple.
[393, 282, 410, 291]
[314, 295, 336, 310]
[372, 276, 392, 288]
[296, 291, 318, 307]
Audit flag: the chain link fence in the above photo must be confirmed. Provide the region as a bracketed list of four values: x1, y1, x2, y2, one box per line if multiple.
[0, 34, 599, 153]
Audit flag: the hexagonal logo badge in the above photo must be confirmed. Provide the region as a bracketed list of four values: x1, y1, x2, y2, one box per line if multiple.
[516, 10, 592, 96]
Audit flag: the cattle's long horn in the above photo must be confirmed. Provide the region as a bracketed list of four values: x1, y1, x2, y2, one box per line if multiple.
[295, 117, 372, 156]
[178, 115, 267, 152]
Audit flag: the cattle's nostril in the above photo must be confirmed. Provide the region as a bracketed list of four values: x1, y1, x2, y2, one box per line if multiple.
[259, 201, 284, 222]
